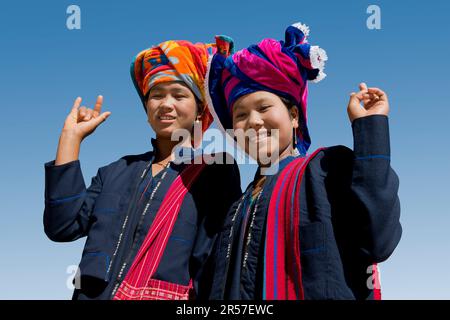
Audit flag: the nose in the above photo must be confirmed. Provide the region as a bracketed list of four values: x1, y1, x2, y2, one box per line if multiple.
[247, 110, 264, 131]
[159, 95, 176, 111]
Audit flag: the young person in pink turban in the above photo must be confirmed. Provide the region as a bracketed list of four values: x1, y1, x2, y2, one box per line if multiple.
[206, 23, 401, 300]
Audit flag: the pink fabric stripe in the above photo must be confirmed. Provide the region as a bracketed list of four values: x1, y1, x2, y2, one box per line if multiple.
[258, 39, 304, 86]
[233, 49, 301, 103]
[149, 203, 180, 277]
[285, 159, 303, 299]
[265, 148, 326, 300]
[265, 159, 297, 299]
[115, 279, 193, 300]
[113, 163, 206, 300]
[275, 169, 287, 300]
[130, 179, 193, 282]
[281, 158, 307, 299]
[128, 181, 187, 281]
[128, 174, 190, 268]
[373, 263, 382, 300]
[223, 77, 241, 106]
[300, 87, 308, 122]
[294, 52, 313, 70]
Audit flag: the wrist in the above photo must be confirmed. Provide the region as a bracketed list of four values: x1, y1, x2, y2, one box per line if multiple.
[55, 131, 82, 165]
[60, 130, 82, 145]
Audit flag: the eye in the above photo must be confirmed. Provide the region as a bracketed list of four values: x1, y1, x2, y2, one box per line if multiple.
[258, 105, 271, 112]
[149, 93, 163, 99]
[234, 112, 247, 120]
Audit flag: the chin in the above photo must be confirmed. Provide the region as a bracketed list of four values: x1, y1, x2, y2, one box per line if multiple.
[245, 145, 276, 164]
[159, 126, 195, 141]
[153, 127, 176, 139]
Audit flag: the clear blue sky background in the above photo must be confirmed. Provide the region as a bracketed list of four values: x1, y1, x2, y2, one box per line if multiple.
[0, 0, 449, 299]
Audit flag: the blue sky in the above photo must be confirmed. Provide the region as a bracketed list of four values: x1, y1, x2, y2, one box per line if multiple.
[0, 0, 449, 299]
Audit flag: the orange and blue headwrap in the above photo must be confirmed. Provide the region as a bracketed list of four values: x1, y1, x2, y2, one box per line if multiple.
[206, 23, 328, 154]
[131, 37, 234, 132]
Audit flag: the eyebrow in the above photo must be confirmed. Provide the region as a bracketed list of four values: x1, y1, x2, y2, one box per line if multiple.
[149, 86, 189, 94]
[234, 97, 271, 111]
[149, 87, 163, 94]
[171, 88, 189, 94]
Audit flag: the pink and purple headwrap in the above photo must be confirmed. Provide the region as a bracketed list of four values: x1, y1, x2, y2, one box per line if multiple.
[205, 23, 328, 154]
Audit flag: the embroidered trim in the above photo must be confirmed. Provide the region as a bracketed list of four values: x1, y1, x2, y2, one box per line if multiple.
[115, 279, 192, 300]
[291, 22, 310, 38]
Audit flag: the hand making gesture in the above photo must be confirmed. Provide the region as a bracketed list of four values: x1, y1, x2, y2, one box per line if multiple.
[347, 83, 389, 123]
[55, 95, 111, 165]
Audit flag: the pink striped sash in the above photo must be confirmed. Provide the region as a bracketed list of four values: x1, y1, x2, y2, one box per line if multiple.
[263, 148, 382, 300]
[113, 162, 206, 300]
[263, 148, 325, 300]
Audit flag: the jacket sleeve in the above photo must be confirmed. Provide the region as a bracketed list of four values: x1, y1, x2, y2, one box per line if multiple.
[43, 160, 103, 242]
[349, 114, 402, 262]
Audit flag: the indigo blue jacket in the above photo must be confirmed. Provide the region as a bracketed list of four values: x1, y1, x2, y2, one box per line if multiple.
[210, 115, 402, 300]
[44, 145, 241, 300]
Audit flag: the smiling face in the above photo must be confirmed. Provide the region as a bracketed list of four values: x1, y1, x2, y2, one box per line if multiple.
[232, 91, 299, 164]
[146, 81, 199, 140]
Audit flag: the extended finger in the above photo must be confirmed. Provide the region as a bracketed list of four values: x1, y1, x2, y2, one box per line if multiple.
[363, 92, 380, 100]
[350, 92, 364, 103]
[347, 94, 366, 121]
[367, 88, 387, 100]
[70, 97, 82, 115]
[90, 111, 111, 127]
[359, 83, 371, 106]
[93, 95, 103, 115]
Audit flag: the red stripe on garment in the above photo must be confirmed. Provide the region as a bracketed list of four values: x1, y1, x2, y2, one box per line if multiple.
[285, 159, 305, 299]
[265, 158, 298, 299]
[265, 148, 326, 300]
[113, 163, 206, 300]
[373, 263, 382, 300]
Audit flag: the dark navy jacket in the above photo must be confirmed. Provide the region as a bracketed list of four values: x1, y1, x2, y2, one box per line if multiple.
[44, 144, 241, 300]
[210, 115, 402, 300]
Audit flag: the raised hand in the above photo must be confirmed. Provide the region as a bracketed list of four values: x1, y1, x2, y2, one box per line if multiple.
[62, 95, 111, 141]
[347, 83, 389, 123]
[55, 96, 111, 165]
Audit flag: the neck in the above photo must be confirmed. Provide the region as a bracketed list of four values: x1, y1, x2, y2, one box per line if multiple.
[154, 136, 192, 162]
[257, 144, 295, 168]
[278, 144, 295, 161]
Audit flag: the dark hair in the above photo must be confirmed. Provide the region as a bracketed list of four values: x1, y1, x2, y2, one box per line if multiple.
[279, 96, 301, 148]
[194, 96, 203, 115]
[280, 96, 296, 110]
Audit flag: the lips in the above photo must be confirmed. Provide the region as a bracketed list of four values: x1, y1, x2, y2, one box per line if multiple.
[249, 129, 271, 143]
[158, 114, 176, 120]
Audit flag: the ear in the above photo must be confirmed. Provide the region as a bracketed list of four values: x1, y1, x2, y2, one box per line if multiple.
[290, 107, 299, 129]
